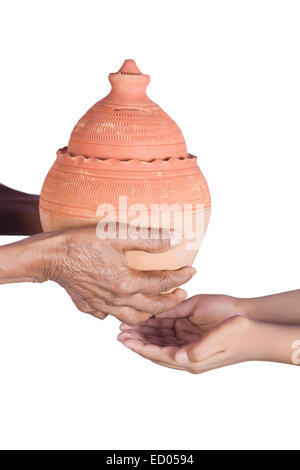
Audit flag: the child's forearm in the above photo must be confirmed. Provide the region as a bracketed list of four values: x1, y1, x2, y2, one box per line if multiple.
[254, 321, 300, 365]
[238, 290, 300, 324]
[0, 183, 42, 235]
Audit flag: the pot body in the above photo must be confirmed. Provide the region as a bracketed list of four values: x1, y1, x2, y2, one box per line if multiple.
[40, 149, 211, 270]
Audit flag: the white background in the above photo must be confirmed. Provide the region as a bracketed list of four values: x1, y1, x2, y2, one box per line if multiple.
[0, 0, 299, 450]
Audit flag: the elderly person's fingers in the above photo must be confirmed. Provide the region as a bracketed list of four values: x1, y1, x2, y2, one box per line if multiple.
[123, 266, 196, 296]
[113, 226, 181, 253]
[87, 284, 187, 315]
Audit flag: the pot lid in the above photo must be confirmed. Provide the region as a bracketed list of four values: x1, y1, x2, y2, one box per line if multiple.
[67, 60, 188, 161]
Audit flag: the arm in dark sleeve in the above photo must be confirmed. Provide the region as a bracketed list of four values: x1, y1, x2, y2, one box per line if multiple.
[0, 183, 42, 235]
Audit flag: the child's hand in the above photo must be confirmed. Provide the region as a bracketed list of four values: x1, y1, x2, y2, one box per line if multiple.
[118, 295, 300, 373]
[150, 294, 244, 331]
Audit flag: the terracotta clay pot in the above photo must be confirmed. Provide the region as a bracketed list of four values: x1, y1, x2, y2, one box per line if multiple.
[40, 60, 211, 270]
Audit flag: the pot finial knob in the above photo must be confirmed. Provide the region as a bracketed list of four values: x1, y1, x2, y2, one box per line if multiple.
[106, 59, 152, 107]
[117, 59, 142, 74]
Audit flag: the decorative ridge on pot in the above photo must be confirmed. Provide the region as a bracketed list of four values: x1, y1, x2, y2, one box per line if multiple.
[68, 59, 188, 161]
[56, 148, 196, 171]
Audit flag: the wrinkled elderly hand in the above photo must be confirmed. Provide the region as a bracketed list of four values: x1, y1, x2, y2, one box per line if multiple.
[0, 224, 195, 325]
[41, 224, 194, 324]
